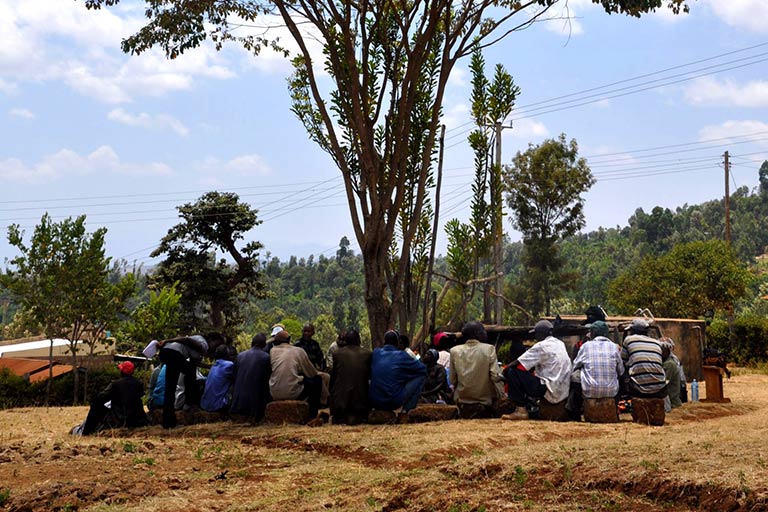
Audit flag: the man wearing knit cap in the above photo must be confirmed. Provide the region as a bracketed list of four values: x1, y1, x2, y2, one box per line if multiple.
[80, 360, 148, 435]
[503, 320, 571, 419]
[621, 318, 667, 399]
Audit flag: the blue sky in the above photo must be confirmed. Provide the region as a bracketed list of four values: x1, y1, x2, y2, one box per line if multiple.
[1, 0, 767, 267]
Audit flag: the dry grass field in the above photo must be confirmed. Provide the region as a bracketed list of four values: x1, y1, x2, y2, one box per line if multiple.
[2, 372, 768, 512]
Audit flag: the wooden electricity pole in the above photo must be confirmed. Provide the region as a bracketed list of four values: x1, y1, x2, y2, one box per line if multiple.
[724, 150, 731, 246]
[493, 123, 504, 326]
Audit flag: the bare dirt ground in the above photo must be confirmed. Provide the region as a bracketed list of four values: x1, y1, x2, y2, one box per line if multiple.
[2, 373, 768, 512]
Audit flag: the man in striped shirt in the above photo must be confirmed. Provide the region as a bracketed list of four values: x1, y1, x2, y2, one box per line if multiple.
[621, 319, 667, 398]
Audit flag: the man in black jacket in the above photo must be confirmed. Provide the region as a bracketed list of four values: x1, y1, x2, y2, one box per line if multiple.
[81, 361, 148, 435]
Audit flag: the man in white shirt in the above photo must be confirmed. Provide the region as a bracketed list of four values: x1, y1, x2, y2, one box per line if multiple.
[503, 320, 572, 419]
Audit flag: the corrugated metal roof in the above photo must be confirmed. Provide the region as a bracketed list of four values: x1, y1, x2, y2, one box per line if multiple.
[29, 364, 73, 383]
[0, 357, 74, 382]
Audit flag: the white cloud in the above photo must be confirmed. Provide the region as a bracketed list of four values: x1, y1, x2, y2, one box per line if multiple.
[107, 108, 190, 137]
[0, 146, 173, 183]
[9, 107, 34, 119]
[195, 154, 272, 178]
[237, 15, 326, 76]
[0, 0, 235, 103]
[698, 120, 768, 148]
[448, 67, 468, 88]
[0, 77, 16, 94]
[506, 118, 549, 139]
[541, 0, 590, 36]
[705, 0, 768, 34]
[683, 77, 768, 108]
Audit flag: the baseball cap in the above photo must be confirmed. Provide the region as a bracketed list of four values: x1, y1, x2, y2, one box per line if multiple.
[585, 320, 609, 337]
[625, 318, 650, 332]
[529, 320, 553, 337]
[270, 324, 285, 337]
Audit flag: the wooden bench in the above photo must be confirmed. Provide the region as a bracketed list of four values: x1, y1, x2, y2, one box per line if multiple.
[583, 398, 619, 423]
[264, 400, 310, 424]
[631, 398, 665, 426]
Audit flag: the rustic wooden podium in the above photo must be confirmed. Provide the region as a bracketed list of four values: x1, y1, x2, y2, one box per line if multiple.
[701, 365, 731, 403]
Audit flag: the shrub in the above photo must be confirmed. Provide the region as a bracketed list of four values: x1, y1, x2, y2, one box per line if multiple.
[706, 315, 768, 365]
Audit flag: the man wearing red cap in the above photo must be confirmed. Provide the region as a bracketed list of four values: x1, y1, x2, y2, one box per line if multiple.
[80, 360, 148, 435]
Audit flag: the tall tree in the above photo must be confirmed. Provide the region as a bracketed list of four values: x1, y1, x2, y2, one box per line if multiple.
[3, 214, 132, 404]
[504, 134, 595, 315]
[84, 0, 687, 344]
[151, 192, 267, 335]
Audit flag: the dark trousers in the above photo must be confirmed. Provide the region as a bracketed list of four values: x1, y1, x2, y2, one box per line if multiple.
[503, 367, 548, 406]
[298, 375, 322, 418]
[160, 348, 199, 429]
[82, 400, 109, 435]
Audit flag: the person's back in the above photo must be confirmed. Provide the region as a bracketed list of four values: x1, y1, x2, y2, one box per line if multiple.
[269, 335, 318, 400]
[110, 374, 149, 428]
[369, 331, 426, 412]
[450, 322, 504, 406]
[230, 334, 272, 420]
[330, 330, 371, 423]
[517, 335, 572, 404]
[573, 335, 624, 399]
[622, 328, 666, 397]
[201, 345, 235, 412]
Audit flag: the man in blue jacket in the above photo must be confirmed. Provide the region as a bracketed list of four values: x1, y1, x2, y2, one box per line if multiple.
[369, 330, 426, 414]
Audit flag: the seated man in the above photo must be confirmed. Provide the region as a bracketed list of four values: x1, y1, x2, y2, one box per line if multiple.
[80, 361, 148, 435]
[567, 320, 624, 419]
[269, 329, 322, 418]
[369, 330, 426, 414]
[449, 321, 504, 414]
[294, 323, 331, 405]
[230, 333, 272, 422]
[329, 329, 372, 424]
[503, 320, 571, 418]
[621, 318, 667, 399]
[661, 339, 682, 410]
[201, 344, 235, 413]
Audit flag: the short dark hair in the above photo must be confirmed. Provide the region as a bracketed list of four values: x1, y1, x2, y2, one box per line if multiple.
[383, 330, 400, 347]
[205, 332, 226, 358]
[461, 321, 486, 342]
[251, 333, 267, 349]
[214, 344, 230, 360]
[343, 329, 361, 346]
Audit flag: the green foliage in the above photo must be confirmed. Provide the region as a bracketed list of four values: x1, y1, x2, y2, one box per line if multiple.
[116, 283, 182, 354]
[504, 134, 594, 315]
[2, 214, 132, 403]
[0, 487, 9, 507]
[608, 240, 751, 318]
[707, 316, 768, 365]
[151, 192, 267, 336]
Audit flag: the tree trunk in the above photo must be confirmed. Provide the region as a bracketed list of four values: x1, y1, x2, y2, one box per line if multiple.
[362, 244, 391, 348]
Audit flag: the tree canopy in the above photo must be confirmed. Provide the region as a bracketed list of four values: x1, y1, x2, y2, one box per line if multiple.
[151, 191, 267, 335]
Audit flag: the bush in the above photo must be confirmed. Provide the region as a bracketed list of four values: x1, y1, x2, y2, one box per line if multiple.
[0, 365, 153, 409]
[707, 315, 768, 365]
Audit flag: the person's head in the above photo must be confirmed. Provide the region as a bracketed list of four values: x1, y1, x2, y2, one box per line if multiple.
[204, 332, 226, 358]
[273, 329, 291, 345]
[461, 321, 487, 343]
[251, 333, 267, 349]
[660, 336, 675, 351]
[660, 340, 673, 361]
[270, 324, 285, 338]
[343, 329, 361, 347]
[586, 320, 609, 339]
[422, 348, 439, 367]
[214, 344, 230, 360]
[398, 333, 410, 351]
[432, 331, 447, 348]
[384, 330, 400, 347]
[302, 323, 315, 340]
[531, 320, 553, 342]
[118, 360, 135, 376]
[626, 318, 650, 336]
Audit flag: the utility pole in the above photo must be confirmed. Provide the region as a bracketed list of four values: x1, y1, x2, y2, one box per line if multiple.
[724, 150, 731, 246]
[493, 123, 504, 325]
[724, 150, 735, 346]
